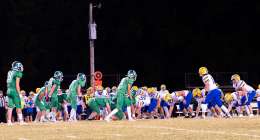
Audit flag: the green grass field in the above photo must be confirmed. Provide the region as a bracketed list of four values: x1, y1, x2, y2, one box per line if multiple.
[1, 117, 260, 140]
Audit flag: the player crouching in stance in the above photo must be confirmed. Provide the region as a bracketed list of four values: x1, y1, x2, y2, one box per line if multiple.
[35, 81, 49, 122]
[135, 87, 151, 119]
[105, 70, 137, 122]
[176, 90, 195, 118]
[87, 97, 111, 120]
[192, 88, 206, 118]
[231, 74, 256, 117]
[68, 73, 86, 122]
[224, 92, 242, 117]
[145, 87, 160, 119]
[198, 67, 231, 118]
[162, 92, 178, 119]
[6, 61, 26, 125]
[47, 71, 64, 122]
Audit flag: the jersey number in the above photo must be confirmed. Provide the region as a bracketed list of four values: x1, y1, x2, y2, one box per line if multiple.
[7, 71, 14, 83]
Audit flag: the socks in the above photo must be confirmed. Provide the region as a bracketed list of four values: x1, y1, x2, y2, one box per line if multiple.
[221, 105, 230, 116]
[18, 113, 23, 122]
[163, 107, 170, 118]
[245, 105, 251, 116]
[127, 106, 133, 120]
[70, 109, 76, 121]
[106, 108, 119, 119]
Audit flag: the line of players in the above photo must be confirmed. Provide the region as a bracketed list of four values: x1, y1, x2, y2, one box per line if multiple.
[5, 61, 260, 125]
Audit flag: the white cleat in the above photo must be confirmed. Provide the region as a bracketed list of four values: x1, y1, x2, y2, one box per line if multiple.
[128, 118, 136, 122]
[7, 122, 13, 126]
[239, 114, 243, 117]
[19, 121, 27, 125]
[104, 117, 111, 122]
[249, 114, 254, 118]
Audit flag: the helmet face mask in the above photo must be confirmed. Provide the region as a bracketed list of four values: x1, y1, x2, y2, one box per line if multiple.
[231, 74, 240, 84]
[11, 61, 24, 72]
[54, 71, 63, 82]
[161, 84, 166, 91]
[77, 73, 86, 82]
[127, 70, 137, 81]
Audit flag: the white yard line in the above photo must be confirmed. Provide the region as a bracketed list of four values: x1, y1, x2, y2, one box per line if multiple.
[112, 125, 260, 138]
[66, 135, 79, 139]
[18, 138, 29, 140]
[102, 134, 124, 137]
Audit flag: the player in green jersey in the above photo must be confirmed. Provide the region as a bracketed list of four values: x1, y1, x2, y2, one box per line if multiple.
[68, 73, 86, 121]
[6, 61, 25, 125]
[105, 70, 137, 122]
[47, 71, 63, 122]
[35, 81, 49, 122]
[87, 97, 111, 120]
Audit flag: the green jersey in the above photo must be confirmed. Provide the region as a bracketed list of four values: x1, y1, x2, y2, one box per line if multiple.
[58, 93, 67, 103]
[36, 87, 46, 102]
[69, 80, 85, 96]
[94, 97, 109, 107]
[48, 78, 60, 97]
[7, 70, 23, 90]
[117, 77, 135, 93]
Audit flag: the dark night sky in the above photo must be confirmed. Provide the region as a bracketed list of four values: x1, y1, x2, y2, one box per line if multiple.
[0, 0, 260, 92]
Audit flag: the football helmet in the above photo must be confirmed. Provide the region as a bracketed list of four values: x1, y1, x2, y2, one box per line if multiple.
[11, 61, 24, 72]
[54, 71, 63, 81]
[198, 67, 208, 76]
[231, 74, 240, 81]
[127, 70, 137, 80]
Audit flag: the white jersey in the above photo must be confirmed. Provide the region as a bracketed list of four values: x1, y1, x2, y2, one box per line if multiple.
[202, 74, 217, 91]
[136, 90, 150, 107]
[94, 91, 105, 98]
[201, 89, 207, 97]
[233, 80, 255, 92]
[231, 92, 239, 102]
[256, 89, 260, 101]
[183, 90, 189, 97]
[159, 90, 169, 99]
[149, 91, 159, 99]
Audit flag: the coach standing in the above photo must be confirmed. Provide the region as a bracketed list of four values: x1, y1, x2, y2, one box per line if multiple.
[0, 90, 7, 123]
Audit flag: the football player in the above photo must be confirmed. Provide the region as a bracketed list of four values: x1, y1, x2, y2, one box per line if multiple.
[35, 81, 49, 122]
[68, 73, 86, 121]
[146, 87, 160, 118]
[192, 88, 206, 118]
[231, 74, 256, 117]
[94, 86, 105, 98]
[105, 70, 137, 122]
[158, 84, 170, 119]
[6, 61, 25, 125]
[47, 71, 64, 122]
[198, 67, 231, 118]
[135, 87, 151, 119]
[163, 92, 178, 119]
[224, 92, 242, 117]
[87, 97, 111, 120]
[175, 90, 195, 118]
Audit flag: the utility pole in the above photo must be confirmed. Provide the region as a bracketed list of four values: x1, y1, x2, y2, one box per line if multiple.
[89, 3, 96, 89]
